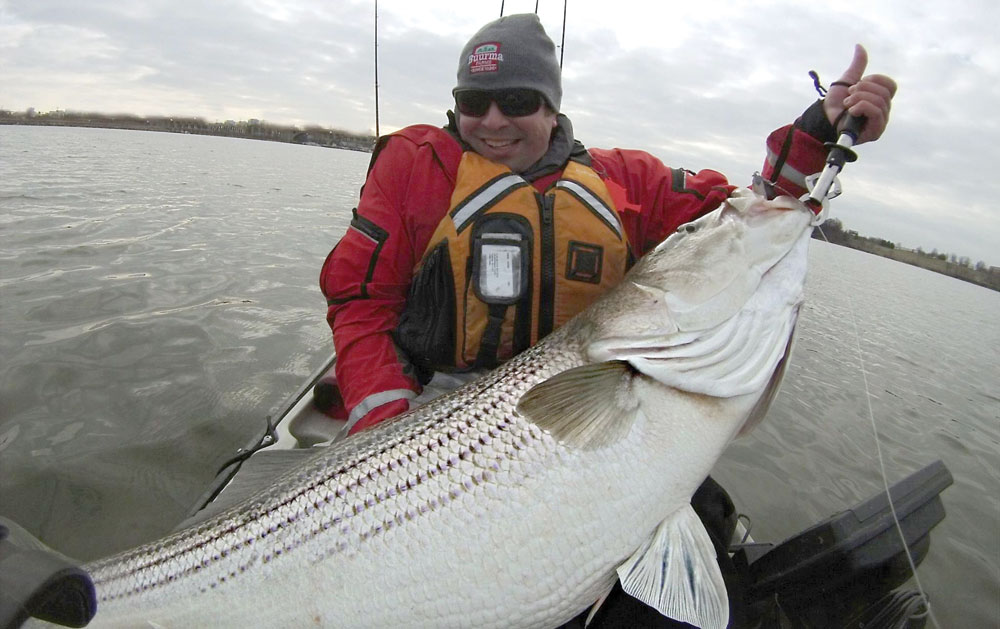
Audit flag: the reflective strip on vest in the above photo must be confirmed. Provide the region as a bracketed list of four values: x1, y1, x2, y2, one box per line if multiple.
[555, 179, 624, 238]
[451, 174, 528, 232]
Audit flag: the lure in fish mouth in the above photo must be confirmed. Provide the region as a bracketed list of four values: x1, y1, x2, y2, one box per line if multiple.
[17, 188, 815, 629]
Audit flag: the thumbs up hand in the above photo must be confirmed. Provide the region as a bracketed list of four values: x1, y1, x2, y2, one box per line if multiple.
[823, 45, 898, 145]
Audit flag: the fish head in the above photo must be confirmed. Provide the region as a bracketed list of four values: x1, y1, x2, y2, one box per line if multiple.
[578, 188, 814, 398]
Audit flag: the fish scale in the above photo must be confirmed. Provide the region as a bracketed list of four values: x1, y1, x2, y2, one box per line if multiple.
[53, 188, 813, 628]
[84, 339, 602, 627]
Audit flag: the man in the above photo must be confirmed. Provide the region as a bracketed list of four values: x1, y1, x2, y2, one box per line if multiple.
[320, 13, 895, 437]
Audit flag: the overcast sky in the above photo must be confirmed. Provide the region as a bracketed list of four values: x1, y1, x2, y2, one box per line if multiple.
[2, 0, 997, 267]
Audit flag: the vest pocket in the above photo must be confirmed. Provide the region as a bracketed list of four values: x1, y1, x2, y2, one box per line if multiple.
[471, 232, 529, 304]
[565, 241, 604, 284]
[469, 215, 534, 367]
[395, 240, 455, 374]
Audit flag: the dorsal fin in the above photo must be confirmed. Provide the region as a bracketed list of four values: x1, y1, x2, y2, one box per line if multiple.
[173, 449, 317, 530]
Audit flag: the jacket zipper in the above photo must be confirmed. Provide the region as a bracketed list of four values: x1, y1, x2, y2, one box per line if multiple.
[538, 192, 556, 339]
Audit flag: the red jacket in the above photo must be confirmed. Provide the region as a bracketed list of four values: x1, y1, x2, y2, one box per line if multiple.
[320, 121, 828, 433]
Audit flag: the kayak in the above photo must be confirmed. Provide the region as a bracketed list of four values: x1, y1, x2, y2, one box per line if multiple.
[2, 352, 952, 628]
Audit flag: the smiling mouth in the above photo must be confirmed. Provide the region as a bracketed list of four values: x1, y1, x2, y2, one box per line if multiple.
[483, 139, 518, 149]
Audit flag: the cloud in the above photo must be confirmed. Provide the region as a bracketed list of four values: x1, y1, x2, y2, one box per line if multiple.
[1, 0, 998, 266]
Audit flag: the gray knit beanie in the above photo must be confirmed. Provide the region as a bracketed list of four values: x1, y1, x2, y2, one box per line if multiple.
[453, 13, 562, 112]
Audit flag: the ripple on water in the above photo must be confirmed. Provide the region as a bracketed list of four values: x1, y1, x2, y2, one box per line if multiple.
[2, 127, 994, 626]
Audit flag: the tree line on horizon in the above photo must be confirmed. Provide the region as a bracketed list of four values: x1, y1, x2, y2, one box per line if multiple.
[0, 108, 375, 152]
[813, 218, 998, 291]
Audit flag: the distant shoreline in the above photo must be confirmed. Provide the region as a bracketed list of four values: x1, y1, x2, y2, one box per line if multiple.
[810, 223, 999, 292]
[3, 114, 996, 292]
[0, 112, 375, 153]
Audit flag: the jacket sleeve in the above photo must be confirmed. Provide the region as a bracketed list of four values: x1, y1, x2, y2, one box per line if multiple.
[319, 137, 426, 431]
[761, 119, 832, 200]
[589, 148, 736, 257]
[592, 116, 831, 256]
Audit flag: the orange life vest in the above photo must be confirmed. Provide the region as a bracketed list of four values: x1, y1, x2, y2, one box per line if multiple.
[397, 151, 631, 371]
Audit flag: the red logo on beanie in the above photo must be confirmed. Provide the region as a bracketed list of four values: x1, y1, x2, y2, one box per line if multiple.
[469, 42, 503, 74]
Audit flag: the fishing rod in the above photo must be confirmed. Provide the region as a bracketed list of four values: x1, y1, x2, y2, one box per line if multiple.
[559, 0, 567, 69]
[374, 0, 380, 138]
[499, 0, 568, 68]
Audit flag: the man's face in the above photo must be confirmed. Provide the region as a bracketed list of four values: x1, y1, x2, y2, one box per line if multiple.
[457, 100, 558, 173]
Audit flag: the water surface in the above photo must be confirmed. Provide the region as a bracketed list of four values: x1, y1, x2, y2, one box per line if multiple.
[1, 126, 997, 626]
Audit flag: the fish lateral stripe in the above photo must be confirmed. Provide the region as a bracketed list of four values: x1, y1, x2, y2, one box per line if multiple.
[90, 409, 532, 605]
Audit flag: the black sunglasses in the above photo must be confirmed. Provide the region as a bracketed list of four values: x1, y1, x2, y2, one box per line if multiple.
[454, 89, 545, 118]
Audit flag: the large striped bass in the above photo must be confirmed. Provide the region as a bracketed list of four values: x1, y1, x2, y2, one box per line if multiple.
[63, 185, 816, 628]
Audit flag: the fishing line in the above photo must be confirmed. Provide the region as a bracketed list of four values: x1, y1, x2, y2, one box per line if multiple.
[845, 293, 939, 628]
[815, 225, 940, 628]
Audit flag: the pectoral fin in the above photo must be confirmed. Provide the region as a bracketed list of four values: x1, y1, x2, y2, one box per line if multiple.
[516, 361, 638, 450]
[617, 505, 729, 629]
